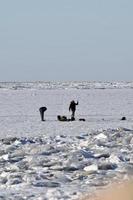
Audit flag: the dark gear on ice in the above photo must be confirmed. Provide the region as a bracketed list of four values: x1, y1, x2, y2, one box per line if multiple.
[39, 107, 47, 121]
[69, 100, 78, 120]
[57, 115, 68, 121]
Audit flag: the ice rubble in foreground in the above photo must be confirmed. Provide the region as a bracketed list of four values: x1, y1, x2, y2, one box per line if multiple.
[0, 127, 133, 200]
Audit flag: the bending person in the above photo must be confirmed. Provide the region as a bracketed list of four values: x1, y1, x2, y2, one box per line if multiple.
[39, 107, 47, 121]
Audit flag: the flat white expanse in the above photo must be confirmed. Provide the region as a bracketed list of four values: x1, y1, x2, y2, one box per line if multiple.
[0, 88, 133, 138]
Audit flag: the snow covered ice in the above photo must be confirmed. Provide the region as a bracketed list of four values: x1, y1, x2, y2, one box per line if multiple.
[0, 82, 133, 199]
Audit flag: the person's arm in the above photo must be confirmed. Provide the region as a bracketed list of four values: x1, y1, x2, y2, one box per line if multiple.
[69, 104, 71, 111]
[76, 101, 79, 105]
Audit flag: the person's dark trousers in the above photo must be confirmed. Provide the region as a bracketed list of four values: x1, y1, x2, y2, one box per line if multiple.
[71, 110, 75, 118]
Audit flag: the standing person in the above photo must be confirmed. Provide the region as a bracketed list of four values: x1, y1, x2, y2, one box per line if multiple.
[69, 100, 78, 120]
[39, 107, 47, 121]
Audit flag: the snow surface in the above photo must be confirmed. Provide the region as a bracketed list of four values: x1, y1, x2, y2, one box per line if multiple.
[0, 82, 133, 200]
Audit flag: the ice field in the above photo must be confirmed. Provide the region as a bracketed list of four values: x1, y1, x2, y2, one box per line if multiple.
[0, 82, 133, 199]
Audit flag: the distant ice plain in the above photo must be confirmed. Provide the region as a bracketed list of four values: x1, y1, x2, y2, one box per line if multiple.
[0, 82, 133, 138]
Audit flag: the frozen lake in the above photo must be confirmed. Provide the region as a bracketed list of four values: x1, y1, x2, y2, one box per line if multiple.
[0, 87, 133, 138]
[0, 82, 133, 199]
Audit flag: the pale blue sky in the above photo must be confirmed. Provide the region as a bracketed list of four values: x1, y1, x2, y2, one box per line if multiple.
[0, 0, 133, 81]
